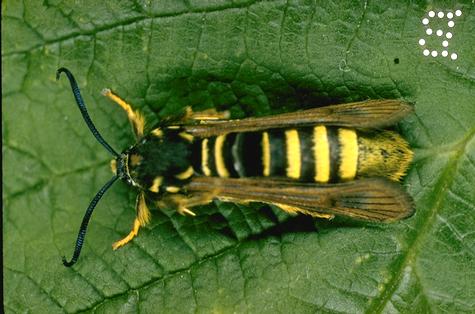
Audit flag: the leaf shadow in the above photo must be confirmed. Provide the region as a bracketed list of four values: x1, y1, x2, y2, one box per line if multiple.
[145, 71, 410, 122]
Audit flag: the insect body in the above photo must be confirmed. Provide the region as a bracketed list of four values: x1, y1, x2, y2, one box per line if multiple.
[57, 68, 414, 267]
[192, 127, 410, 182]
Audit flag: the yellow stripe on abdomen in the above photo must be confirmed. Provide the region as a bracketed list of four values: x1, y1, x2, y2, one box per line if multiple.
[215, 135, 230, 177]
[285, 129, 301, 179]
[313, 126, 330, 183]
[202, 139, 211, 176]
[262, 132, 271, 176]
[338, 128, 358, 180]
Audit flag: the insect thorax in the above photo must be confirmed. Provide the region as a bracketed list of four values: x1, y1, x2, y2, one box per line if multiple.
[115, 129, 194, 193]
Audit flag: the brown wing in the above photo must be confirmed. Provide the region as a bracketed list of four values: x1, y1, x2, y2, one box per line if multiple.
[183, 100, 413, 137]
[185, 177, 414, 222]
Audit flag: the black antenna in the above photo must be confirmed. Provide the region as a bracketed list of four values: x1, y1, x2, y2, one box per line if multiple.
[56, 67, 119, 157]
[57, 67, 121, 267]
[62, 175, 119, 267]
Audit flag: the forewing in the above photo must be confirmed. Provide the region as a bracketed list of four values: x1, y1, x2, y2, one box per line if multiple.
[186, 177, 414, 222]
[183, 100, 413, 137]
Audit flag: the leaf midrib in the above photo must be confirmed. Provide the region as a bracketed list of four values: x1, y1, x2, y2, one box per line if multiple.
[366, 128, 475, 313]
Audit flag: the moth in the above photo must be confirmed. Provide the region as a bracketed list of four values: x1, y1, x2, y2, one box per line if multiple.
[57, 68, 413, 267]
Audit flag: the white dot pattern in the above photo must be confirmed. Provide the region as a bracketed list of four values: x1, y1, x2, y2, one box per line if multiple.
[419, 9, 461, 61]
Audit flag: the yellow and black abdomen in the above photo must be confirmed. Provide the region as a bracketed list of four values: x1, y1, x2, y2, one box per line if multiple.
[192, 126, 412, 183]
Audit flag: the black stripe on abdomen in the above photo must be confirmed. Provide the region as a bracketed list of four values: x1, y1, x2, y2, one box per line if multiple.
[191, 140, 202, 173]
[298, 128, 315, 181]
[219, 133, 238, 177]
[268, 130, 286, 177]
[233, 132, 263, 176]
[327, 126, 341, 183]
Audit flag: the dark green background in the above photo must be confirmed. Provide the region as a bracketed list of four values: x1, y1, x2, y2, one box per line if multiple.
[3, 1, 475, 313]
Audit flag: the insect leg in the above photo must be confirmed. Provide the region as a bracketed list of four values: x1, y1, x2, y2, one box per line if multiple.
[112, 218, 141, 250]
[112, 192, 151, 250]
[102, 88, 145, 138]
[161, 193, 215, 216]
[274, 203, 334, 219]
[183, 106, 230, 121]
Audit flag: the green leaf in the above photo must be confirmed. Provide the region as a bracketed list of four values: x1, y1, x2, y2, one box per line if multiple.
[3, 1, 475, 313]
